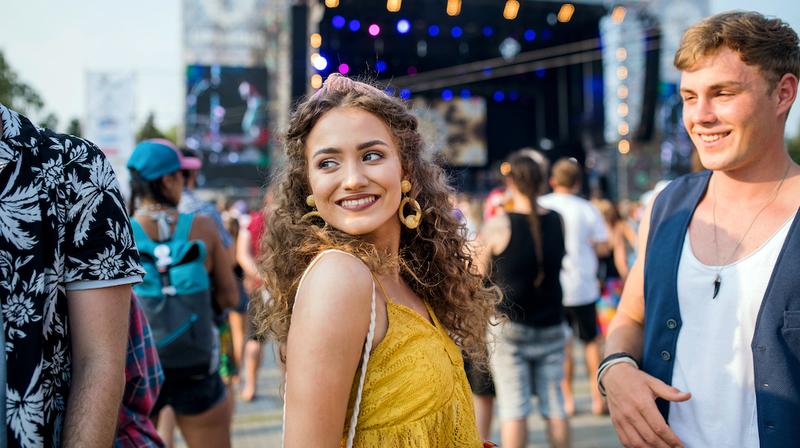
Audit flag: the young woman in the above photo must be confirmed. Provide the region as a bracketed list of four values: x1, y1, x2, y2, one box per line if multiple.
[475, 151, 569, 448]
[253, 74, 496, 446]
[126, 139, 238, 448]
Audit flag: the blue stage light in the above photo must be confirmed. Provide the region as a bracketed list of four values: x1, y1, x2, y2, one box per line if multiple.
[375, 60, 388, 73]
[451, 26, 463, 38]
[397, 19, 411, 34]
[460, 88, 471, 98]
[332, 15, 346, 29]
[400, 89, 412, 100]
[482, 26, 493, 37]
[524, 29, 537, 41]
[349, 20, 361, 32]
[536, 69, 547, 78]
[428, 25, 440, 37]
[441, 89, 453, 101]
[493, 90, 505, 102]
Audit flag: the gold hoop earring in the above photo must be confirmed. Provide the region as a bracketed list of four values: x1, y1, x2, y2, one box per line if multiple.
[398, 180, 422, 229]
[301, 194, 326, 226]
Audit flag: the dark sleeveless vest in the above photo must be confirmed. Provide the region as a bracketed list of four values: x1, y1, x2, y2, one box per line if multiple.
[643, 170, 800, 447]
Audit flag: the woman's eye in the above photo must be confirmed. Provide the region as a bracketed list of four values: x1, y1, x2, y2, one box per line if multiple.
[318, 159, 337, 169]
[363, 151, 383, 162]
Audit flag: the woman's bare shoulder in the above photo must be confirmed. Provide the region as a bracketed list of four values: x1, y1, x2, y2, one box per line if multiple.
[293, 250, 374, 317]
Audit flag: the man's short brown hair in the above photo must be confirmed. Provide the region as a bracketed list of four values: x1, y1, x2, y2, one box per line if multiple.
[674, 11, 800, 90]
[551, 158, 582, 189]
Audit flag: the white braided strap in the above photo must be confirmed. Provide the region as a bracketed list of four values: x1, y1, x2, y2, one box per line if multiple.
[344, 282, 377, 447]
[281, 250, 377, 447]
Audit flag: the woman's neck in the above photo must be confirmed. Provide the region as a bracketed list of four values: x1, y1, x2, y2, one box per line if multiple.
[137, 200, 176, 213]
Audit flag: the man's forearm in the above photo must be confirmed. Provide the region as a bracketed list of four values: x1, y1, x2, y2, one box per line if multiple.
[62, 360, 125, 447]
[604, 313, 644, 360]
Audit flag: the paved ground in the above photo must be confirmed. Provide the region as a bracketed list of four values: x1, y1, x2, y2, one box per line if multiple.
[177, 342, 621, 447]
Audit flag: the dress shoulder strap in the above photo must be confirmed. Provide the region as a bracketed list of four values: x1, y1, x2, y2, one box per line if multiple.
[370, 272, 393, 304]
[282, 249, 377, 448]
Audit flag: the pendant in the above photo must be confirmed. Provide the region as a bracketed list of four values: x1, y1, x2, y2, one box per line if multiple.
[713, 274, 721, 299]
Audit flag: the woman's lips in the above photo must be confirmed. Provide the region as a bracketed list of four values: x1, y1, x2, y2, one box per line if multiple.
[337, 195, 378, 211]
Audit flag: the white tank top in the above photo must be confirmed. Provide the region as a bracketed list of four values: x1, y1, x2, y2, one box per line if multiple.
[669, 213, 795, 447]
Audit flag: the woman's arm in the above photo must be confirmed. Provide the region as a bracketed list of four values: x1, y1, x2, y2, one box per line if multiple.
[236, 227, 261, 281]
[194, 215, 238, 309]
[283, 252, 374, 446]
[473, 215, 510, 277]
[612, 222, 630, 280]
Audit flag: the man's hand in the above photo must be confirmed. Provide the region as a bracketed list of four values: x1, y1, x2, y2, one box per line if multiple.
[604, 363, 691, 448]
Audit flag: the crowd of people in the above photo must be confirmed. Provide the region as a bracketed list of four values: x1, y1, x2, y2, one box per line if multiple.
[0, 9, 799, 448]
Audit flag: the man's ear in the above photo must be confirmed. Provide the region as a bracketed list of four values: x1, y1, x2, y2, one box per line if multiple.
[775, 73, 798, 120]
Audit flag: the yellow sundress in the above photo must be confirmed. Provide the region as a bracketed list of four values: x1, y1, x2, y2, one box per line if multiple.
[340, 273, 482, 447]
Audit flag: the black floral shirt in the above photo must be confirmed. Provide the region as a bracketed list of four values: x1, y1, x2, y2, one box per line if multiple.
[0, 104, 144, 447]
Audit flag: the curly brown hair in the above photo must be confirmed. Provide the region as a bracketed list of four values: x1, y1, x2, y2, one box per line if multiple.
[252, 74, 497, 366]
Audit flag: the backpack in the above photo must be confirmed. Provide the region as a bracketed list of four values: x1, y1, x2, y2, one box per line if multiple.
[130, 213, 218, 374]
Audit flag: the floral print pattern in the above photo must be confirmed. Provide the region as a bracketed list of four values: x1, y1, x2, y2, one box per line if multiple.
[0, 104, 144, 447]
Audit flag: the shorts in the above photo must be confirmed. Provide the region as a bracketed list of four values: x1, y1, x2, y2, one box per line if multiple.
[464, 357, 495, 397]
[217, 321, 238, 380]
[597, 278, 623, 336]
[234, 279, 250, 314]
[564, 302, 599, 342]
[152, 370, 227, 417]
[489, 321, 567, 420]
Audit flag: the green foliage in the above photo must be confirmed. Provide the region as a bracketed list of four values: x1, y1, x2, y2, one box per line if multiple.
[0, 51, 44, 114]
[789, 135, 800, 164]
[39, 112, 58, 130]
[136, 111, 166, 142]
[163, 125, 180, 146]
[66, 118, 82, 137]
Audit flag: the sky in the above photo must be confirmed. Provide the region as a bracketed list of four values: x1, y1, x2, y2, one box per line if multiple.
[1, 0, 800, 135]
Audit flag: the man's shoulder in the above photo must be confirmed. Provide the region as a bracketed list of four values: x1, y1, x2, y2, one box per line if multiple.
[38, 127, 105, 162]
[650, 172, 710, 208]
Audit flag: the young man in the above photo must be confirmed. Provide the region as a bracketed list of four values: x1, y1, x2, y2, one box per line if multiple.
[600, 11, 800, 448]
[0, 103, 143, 447]
[539, 158, 609, 415]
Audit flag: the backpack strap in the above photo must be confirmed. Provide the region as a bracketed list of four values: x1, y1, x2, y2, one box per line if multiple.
[172, 213, 195, 242]
[281, 249, 377, 448]
[130, 218, 156, 253]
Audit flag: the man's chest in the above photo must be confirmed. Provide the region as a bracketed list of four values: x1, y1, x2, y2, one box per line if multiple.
[687, 201, 797, 266]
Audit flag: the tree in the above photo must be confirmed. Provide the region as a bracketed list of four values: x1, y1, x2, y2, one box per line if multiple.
[136, 111, 166, 141]
[39, 112, 58, 130]
[789, 120, 800, 164]
[164, 125, 180, 146]
[789, 135, 800, 164]
[66, 118, 82, 137]
[0, 51, 44, 114]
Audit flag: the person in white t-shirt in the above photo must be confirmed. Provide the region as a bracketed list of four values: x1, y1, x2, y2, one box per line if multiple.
[539, 158, 609, 415]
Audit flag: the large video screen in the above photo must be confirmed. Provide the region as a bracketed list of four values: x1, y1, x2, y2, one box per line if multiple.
[411, 97, 487, 166]
[185, 65, 269, 166]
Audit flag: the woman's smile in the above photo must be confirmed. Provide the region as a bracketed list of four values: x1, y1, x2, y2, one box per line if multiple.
[337, 194, 379, 211]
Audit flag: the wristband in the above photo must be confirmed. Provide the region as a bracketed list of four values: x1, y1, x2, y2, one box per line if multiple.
[597, 352, 639, 397]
